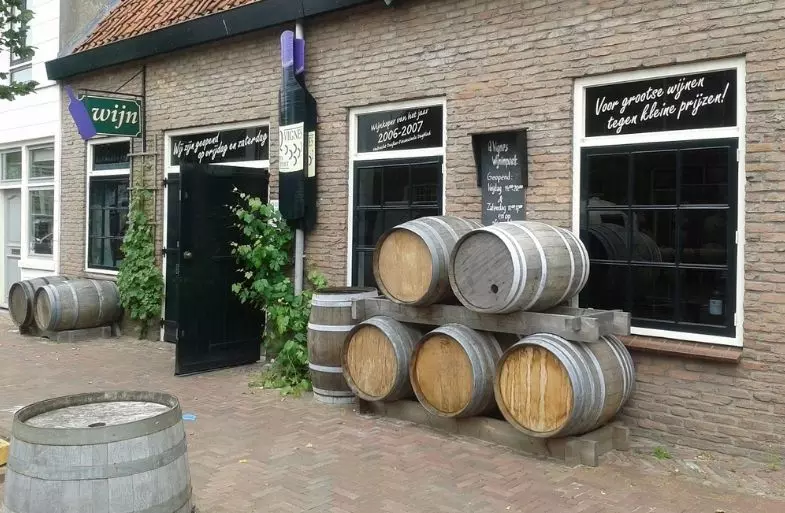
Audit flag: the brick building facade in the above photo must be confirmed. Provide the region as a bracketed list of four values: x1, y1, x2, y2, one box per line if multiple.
[49, 0, 785, 460]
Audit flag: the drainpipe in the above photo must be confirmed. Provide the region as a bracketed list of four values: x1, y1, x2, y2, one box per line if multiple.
[293, 19, 305, 295]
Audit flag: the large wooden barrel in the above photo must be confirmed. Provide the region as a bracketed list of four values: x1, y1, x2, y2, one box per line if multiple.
[449, 221, 590, 313]
[307, 287, 378, 404]
[410, 324, 505, 418]
[8, 276, 69, 329]
[33, 279, 122, 332]
[373, 216, 481, 306]
[2, 391, 192, 513]
[494, 333, 635, 438]
[342, 316, 423, 402]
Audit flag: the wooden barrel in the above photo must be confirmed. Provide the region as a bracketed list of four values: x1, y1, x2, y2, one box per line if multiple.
[449, 221, 590, 313]
[373, 216, 481, 306]
[307, 287, 378, 404]
[2, 391, 191, 513]
[33, 279, 122, 332]
[342, 316, 423, 402]
[494, 333, 635, 438]
[8, 276, 69, 329]
[410, 324, 504, 418]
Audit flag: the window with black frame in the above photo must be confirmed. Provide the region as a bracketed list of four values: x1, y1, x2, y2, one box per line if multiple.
[352, 158, 443, 287]
[579, 140, 737, 338]
[87, 141, 131, 270]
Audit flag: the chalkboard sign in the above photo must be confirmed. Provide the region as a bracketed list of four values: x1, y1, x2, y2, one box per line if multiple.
[170, 125, 269, 166]
[472, 130, 527, 225]
[585, 69, 737, 137]
[357, 105, 443, 153]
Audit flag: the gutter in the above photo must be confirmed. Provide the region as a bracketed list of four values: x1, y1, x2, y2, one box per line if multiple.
[46, 0, 375, 81]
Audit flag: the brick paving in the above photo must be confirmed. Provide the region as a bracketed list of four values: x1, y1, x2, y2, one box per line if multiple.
[0, 312, 783, 513]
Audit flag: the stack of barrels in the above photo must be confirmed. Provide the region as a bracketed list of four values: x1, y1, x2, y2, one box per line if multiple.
[8, 276, 123, 335]
[329, 216, 635, 439]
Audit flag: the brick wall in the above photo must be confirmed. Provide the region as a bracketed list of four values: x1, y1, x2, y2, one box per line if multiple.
[60, 0, 785, 460]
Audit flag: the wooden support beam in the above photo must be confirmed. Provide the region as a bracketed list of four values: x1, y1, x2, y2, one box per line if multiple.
[352, 298, 630, 342]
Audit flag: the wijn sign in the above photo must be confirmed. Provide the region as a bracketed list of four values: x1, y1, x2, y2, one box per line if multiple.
[585, 69, 737, 137]
[66, 86, 143, 139]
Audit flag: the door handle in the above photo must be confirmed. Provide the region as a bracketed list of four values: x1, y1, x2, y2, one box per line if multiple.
[183, 251, 193, 260]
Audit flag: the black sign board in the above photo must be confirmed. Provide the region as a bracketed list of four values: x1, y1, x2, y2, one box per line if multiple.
[170, 125, 270, 166]
[585, 69, 737, 137]
[357, 105, 443, 153]
[472, 129, 528, 225]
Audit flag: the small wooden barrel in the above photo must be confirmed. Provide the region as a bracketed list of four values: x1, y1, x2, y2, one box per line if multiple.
[307, 287, 378, 404]
[342, 316, 423, 402]
[410, 324, 504, 418]
[494, 333, 635, 438]
[373, 216, 481, 306]
[8, 276, 69, 329]
[33, 279, 122, 332]
[449, 221, 590, 313]
[2, 391, 192, 513]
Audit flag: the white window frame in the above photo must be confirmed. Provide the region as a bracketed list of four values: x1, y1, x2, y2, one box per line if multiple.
[572, 57, 746, 347]
[85, 137, 132, 276]
[8, 0, 32, 86]
[0, 138, 57, 272]
[346, 97, 448, 286]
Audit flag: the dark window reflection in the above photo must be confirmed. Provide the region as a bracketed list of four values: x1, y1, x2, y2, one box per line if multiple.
[88, 177, 129, 270]
[579, 142, 736, 337]
[352, 160, 442, 288]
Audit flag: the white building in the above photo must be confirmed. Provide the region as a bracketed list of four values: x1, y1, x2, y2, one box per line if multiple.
[0, 0, 61, 305]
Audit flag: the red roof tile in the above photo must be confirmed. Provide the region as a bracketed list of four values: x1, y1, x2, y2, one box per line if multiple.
[74, 0, 262, 53]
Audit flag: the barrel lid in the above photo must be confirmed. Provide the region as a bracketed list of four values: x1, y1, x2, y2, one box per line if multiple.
[12, 391, 182, 445]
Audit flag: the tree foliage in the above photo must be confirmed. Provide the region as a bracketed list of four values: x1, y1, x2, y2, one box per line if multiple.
[1, 0, 38, 101]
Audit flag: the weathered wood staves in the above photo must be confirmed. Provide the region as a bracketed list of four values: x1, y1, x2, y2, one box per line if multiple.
[352, 298, 630, 343]
[2, 391, 192, 513]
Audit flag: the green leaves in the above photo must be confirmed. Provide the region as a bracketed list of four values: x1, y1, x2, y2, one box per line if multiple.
[1, 0, 38, 101]
[229, 189, 326, 396]
[117, 178, 164, 339]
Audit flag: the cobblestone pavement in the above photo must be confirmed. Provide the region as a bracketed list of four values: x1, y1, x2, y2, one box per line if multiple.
[0, 313, 783, 513]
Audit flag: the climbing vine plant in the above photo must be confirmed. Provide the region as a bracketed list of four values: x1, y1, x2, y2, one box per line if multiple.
[117, 165, 164, 339]
[230, 190, 325, 396]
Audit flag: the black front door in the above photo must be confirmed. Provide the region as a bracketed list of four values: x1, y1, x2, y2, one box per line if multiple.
[175, 162, 268, 375]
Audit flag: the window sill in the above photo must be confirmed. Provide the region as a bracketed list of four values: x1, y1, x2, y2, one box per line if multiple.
[85, 268, 119, 279]
[619, 334, 742, 363]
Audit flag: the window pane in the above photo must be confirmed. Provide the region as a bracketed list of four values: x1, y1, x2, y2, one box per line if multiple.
[584, 216, 629, 262]
[630, 267, 678, 323]
[587, 153, 628, 206]
[579, 263, 628, 312]
[681, 147, 729, 205]
[383, 165, 410, 204]
[353, 251, 375, 288]
[631, 210, 675, 263]
[2, 151, 22, 181]
[30, 147, 54, 179]
[355, 210, 383, 248]
[411, 208, 440, 219]
[681, 209, 728, 265]
[680, 268, 730, 327]
[356, 167, 381, 206]
[10, 66, 33, 84]
[632, 150, 677, 205]
[384, 209, 410, 232]
[410, 163, 441, 204]
[88, 177, 130, 269]
[93, 142, 131, 171]
[29, 189, 54, 255]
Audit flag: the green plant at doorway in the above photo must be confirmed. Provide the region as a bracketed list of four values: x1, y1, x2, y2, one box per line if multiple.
[230, 189, 326, 396]
[117, 180, 164, 339]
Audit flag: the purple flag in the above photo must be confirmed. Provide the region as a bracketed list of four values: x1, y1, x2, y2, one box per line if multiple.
[65, 86, 97, 140]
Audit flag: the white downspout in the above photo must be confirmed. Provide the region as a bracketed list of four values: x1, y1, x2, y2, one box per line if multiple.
[293, 19, 305, 295]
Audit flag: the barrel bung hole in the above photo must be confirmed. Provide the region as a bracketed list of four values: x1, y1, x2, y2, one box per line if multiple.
[490, 284, 499, 294]
[88, 422, 106, 428]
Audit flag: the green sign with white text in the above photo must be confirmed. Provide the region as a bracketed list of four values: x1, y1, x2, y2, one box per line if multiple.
[80, 95, 143, 137]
